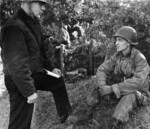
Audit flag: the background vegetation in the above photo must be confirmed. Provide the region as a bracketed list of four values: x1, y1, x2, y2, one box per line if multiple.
[0, 0, 150, 129]
[1, 0, 150, 72]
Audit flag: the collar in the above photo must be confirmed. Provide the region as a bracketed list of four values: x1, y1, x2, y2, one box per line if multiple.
[17, 8, 39, 24]
[116, 47, 137, 58]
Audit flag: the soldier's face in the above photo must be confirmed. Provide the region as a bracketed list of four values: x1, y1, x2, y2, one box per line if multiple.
[30, 2, 45, 17]
[116, 37, 129, 52]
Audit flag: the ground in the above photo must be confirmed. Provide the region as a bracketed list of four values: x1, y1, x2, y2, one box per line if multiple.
[0, 76, 150, 129]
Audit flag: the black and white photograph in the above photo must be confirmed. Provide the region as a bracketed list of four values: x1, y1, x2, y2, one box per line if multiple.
[0, 0, 150, 129]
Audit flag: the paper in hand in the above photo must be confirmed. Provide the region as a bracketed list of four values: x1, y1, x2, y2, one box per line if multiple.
[44, 69, 60, 78]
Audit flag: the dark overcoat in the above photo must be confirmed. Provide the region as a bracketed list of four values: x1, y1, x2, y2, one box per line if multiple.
[1, 8, 54, 97]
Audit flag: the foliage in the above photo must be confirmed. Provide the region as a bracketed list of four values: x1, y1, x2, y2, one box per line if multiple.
[1, 0, 150, 71]
[42, 0, 150, 70]
[65, 44, 89, 71]
[0, 0, 20, 25]
[64, 0, 150, 70]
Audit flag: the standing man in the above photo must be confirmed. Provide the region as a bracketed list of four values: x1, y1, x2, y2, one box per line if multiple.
[1, 0, 72, 129]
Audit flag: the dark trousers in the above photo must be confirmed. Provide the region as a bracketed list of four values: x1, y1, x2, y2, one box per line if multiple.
[4, 72, 71, 129]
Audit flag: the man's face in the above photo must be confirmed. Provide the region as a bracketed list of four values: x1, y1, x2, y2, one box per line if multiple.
[30, 2, 45, 17]
[115, 37, 129, 52]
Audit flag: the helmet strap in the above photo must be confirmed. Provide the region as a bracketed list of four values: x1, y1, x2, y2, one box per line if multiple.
[122, 44, 131, 57]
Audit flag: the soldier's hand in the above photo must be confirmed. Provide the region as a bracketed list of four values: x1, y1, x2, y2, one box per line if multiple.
[99, 85, 112, 96]
[27, 93, 38, 104]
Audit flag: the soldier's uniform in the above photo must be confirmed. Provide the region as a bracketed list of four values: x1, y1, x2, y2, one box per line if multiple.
[96, 26, 150, 128]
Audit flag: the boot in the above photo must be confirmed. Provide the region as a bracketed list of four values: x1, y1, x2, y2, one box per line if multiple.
[59, 103, 78, 124]
[59, 106, 72, 123]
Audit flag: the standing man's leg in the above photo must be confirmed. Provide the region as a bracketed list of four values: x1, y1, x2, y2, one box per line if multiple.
[5, 75, 34, 129]
[33, 72, 71, 123]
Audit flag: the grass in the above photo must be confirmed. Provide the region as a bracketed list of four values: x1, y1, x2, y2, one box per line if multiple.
[32, 77, 150, 129]
[0, 77, 150, 129]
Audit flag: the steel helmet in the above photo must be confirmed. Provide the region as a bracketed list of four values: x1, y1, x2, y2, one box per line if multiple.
[114, 26, 138, 45]
[17, 0, 48, 4]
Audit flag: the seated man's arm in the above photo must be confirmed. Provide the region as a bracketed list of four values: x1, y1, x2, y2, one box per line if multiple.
[96, 54, 116, 87]
[112, 52, 150, 98]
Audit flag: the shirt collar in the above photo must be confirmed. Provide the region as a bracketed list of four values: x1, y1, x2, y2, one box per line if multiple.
[17, 8, 39, 24]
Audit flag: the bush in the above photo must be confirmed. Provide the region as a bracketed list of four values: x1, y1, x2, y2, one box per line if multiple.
[1, 0, 150, 70]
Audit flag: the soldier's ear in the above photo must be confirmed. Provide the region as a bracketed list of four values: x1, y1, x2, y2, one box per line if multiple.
[127, 41, 130, 47]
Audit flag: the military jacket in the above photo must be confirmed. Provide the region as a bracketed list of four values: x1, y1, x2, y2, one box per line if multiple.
[96, 48, 150, 98]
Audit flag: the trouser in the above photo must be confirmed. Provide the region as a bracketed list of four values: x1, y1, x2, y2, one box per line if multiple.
[111, 91, 148, 122]
[87, 87, 148, 123]
[4, 72, 71, 129]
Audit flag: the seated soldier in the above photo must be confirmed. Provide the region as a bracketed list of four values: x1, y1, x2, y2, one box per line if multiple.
[79, 26, 150, 129]
[96, 26, 150, 129]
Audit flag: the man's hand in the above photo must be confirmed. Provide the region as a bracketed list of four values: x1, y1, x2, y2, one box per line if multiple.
[52, 68, 61, 76]
[27, 93, 38, 104]
[99, 85, 112, 96]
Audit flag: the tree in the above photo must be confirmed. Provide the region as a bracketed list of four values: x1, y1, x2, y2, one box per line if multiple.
[1, 0, 150, 69]
[0, 0, 20, 25]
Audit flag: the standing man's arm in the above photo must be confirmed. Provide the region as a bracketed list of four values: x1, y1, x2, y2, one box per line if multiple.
[2, 26, 36, 98]
[42, 35, 62, 76]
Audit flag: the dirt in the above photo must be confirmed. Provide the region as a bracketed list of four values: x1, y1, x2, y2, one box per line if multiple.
[0, 78, 150, 129]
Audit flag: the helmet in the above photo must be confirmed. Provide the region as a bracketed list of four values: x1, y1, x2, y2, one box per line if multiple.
[114, 26, 138, 45]
[17, 0, 48, 4]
